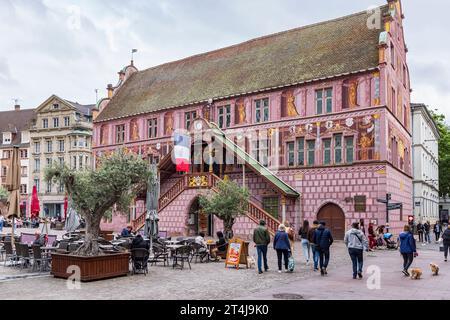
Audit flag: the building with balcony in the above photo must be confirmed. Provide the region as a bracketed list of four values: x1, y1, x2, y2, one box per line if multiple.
[94, 0, 413, 238]
[29, 95, 96, 217]
[411, 103, 440, 224]
[0, 104, 35, 217]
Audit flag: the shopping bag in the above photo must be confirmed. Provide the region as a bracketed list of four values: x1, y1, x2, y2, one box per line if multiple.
[288, 256, 295, 272]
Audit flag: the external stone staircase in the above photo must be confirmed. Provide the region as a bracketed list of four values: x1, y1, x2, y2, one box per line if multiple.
[131, 173, 281, 235]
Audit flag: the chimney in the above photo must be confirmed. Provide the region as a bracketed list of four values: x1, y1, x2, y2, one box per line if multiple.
[14, 104, 20, 111]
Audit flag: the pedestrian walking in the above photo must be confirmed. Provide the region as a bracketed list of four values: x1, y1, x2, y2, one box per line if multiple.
[307, 220, 320, 271]
[284, 221, 295, 254]
[424, 221, 431, 244]
[0, 214, 4, 233]
[416, 222, 424, 243]
[273, 224, 291, 273]
[344, 222, 369, 279]
[298, 220, 311, 264]
[398, 225, 417, 277]
[442, 224, 450, 262]
[434, 222, 442, 243]
[313, 221, 334, 276]
[253, 220, 271, 274]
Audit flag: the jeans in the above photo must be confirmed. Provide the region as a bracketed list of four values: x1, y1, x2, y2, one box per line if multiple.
[425, 232, 431, 243]
[0, 221, 3, 233]
[435, 232, 440, 242]
[276, 249, 290, 271]
[301, 239, 310, 262]
[418, 232, 423, 243]
[401, 253, 414, 271]
[256, 245, 268, 273]
[311, 245, 320, 270]
[444, 243, 450, 259]
[318, 247, 330, 270]
[348, 248, 364, 277]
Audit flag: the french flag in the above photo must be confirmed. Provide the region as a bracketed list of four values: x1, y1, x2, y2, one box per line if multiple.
[173, 132, 191, 172]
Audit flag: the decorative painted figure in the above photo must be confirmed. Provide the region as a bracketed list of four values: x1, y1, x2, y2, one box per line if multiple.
[349, 81, 358, 108]
[286, 93, 299, 117]
[237, 102, 246, 124]
[165, 113, 174, 135]
[131, 120, 139, 141]
[359, 132, 374, 161]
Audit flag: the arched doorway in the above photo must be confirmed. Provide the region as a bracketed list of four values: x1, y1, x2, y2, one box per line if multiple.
[317, 203, 346, 240]
[186, 197, 214, 237]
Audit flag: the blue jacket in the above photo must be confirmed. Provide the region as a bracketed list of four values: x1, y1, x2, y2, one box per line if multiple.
[273, 231, 291, 251]
[313, 226, 334, 249]
[398, 232, 416, 254]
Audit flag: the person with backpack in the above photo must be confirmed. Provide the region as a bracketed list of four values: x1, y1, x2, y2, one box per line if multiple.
[344, 222, 369, 279]
[307, 220, 320, 271]
[253, 220, 271, 274]
[442, 224, 450, 262]
[312, 221, 334, 276]
[398, 225, 417, 277]
[298, 220, 310, 264]
[273, 224, 292, 273]
[416, 222, 424, 243]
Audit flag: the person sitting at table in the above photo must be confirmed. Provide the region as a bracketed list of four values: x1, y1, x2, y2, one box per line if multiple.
[121, 225, 133, 237]
[131, 234, 150, 250]
[33, 231, 46, 247]
[195, 232, 208, 259]
[211, 231, 228, 260]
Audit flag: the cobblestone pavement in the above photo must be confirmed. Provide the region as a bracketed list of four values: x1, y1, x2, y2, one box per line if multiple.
[0, 239, 448, 300]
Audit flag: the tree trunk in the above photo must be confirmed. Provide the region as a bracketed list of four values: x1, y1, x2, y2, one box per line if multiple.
[223, 217, 235, 240]
[75, 213, 102, 256]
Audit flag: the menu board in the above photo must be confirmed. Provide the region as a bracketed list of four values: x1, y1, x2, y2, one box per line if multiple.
[225, 238, 244, 270]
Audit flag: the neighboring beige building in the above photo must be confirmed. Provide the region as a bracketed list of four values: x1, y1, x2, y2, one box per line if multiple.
[0, 104, 35, 217]
[29, 95, 95, 217]
[411, 103, 440, 223]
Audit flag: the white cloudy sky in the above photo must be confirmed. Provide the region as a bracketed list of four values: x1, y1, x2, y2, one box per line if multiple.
[1, 0, 449, 123]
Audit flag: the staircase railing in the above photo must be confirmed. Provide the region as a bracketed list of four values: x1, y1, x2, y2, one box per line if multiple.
[158, 176, 188, 211]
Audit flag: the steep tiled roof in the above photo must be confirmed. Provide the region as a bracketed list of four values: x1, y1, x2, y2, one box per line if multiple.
[96, 5, 387, 122]
[0, 108, 35, 146]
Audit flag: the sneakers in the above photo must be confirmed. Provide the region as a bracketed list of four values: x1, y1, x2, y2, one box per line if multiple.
[323, 268, 328, 275]
[402, 270, 410, 277]
[445, 259, 447, 262]
[358, 272, 363, 279]
[278, 270, 282, 273]
[320, 269, 325, 276]
[258, 271, 263, 275]
[353, 275, 357, 279]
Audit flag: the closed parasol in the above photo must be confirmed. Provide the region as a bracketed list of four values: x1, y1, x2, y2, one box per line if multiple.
[30, 185, 40, 219]
[145, 165, 159, 256]
[63, 196, 68, 221]
[5, 147, 21, 245]
[65, 197, 80, 233]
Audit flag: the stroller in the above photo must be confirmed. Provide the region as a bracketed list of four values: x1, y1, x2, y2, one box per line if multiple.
[383, 233, 397, 250]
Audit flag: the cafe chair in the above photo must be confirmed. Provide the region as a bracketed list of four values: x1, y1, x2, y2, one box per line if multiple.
[172, 245, 192, 270]
[130, 248, 150, 275]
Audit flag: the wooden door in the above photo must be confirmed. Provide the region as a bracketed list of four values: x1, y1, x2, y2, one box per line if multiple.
[317, 204, 346, 240]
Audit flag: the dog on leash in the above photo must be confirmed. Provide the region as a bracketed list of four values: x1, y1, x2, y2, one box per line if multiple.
[430, 263, 439, 276]
[246, 256, 256, 269]
[410, 268, 423, 280]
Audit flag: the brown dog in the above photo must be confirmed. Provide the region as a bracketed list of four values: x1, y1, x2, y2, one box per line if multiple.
[410, 268, 423, 280]
[430, 263, 439, 276]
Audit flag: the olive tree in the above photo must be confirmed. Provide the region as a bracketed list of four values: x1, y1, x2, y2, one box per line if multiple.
[45, 151, 151, 256]
[199, 179, 249, 240]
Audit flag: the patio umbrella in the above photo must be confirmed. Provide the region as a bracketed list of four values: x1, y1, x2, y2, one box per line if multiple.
[63, 196, 68, 221]
[145, 165, 160, 255]
[30, 185, 40, 219]
[5, 147, 21, 245]
[65, 198, 80, 233]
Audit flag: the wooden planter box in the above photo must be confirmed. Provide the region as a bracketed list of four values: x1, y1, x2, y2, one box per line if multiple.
[51, 252, 130, 282]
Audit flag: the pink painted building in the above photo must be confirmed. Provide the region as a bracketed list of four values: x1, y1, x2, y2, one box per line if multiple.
[94, 0, 412, 239]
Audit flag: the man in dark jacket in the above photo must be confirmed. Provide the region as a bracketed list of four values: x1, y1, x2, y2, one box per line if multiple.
[131, 234, 150, 250]
[313, 221, 334, 276]
[307, 220, 320, 271]
[417, 222, 424, 243]
[424, 221, 431, 244]
[442, 224, 450, 262]
[253, 220, 271, 274]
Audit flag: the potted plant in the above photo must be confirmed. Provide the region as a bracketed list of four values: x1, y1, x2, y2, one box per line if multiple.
[45, 151, 151, 281]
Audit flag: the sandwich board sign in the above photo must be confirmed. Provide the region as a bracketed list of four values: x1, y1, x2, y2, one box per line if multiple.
[225, 238, 244, 270]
